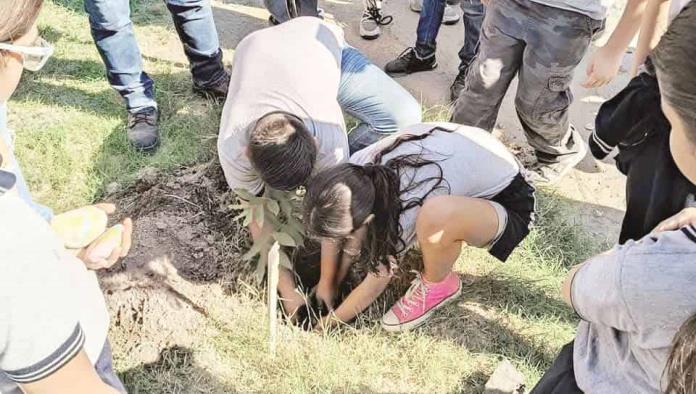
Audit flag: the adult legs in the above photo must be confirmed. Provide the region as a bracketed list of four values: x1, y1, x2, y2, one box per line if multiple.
[414, 0, 447, 59]
[84, 0, 155, 112]
[338, 47, 422, 153]
[264, 0, 319, 24]
[457, 0, 485, 73]
[514, 1, 598, 181]
[450, 0, 524, 131]
[165, 0, 227, 89]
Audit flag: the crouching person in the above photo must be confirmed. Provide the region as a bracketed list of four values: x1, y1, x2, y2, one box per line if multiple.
[532, 6, 696, 393]
[302, 122, 535, 331]
[217, 17, 421, 317]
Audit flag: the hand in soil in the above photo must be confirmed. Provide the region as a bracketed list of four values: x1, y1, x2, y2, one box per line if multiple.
[314, 283, 336, 312]
[76, 210, 133, 270]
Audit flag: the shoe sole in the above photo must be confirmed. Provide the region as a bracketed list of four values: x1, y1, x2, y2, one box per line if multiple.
[381, 282, 462, 332]
[442, 17, 460, 25]
[360, 24, 380, 40]
[536, 140, 588, 187]
[386, 62, 438, 77]
[410, 5, 422, 12]
[132, 138, 160, 153]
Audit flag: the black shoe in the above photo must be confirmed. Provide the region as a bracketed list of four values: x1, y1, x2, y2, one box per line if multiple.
[193, 71, 231, 101]
[384, 47, 437, 76]
[268, 15, 280, 26]
[127, 107, 159, 152]
[450, 69, 467, 102]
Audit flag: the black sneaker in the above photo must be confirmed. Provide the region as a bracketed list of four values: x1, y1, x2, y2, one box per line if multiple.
[193, 71, 231, 102]
[450, 68, 467, 102]
[127, 107, 159, 152]
[384, 47, 437, 76]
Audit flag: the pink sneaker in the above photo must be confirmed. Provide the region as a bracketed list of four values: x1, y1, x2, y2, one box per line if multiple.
[381, 272, 461, 332]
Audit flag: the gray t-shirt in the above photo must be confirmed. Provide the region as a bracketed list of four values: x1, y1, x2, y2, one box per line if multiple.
[572, 225, 696, 393]
[349, 122, 520, 248]
[0, 194, 109, 392]
[217, 17, 350, 195]
[530, 0, 613, 20]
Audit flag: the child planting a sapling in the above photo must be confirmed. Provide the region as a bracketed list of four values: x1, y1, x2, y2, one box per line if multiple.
[302, 122, 536, 332]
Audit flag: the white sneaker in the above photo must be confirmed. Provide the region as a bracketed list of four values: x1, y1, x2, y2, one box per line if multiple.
[360, 0, 393, 40]
[409, 0, 423, 13]
[442, 3, 460, 24]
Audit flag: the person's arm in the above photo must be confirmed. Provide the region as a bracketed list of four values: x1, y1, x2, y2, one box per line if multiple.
[582, 0, 648, 88]
[315, 240, 341, 309]
[562, 247, 638, 331]
[631, 0, 671, 76]
[20, 350, 118, 394]
[315, 263, 392, 330]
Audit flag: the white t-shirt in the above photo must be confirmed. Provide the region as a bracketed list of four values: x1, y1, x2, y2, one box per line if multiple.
[350, 122, 520, 248]
[0, 194, 109, 392]
[670, 0, 692, 21]
[217, 17, 350, 195]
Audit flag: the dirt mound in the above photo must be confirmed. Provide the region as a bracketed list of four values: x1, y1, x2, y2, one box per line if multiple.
[99, 163, 250, 363]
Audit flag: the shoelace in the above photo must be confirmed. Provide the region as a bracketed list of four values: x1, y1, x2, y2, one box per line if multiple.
[395, 47, 416, 61]
[363, 0, 393, 25]
[395, 271, 429, 315]
[129, 110, 156, 127]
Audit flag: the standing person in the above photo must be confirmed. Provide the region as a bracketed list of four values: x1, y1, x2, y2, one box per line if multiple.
[532, 7, 696, 392]
[384, 0, 485, 92]
[217, 17, 422, 316]
[451, 0, 647, 184]
[84, 0, 230, 152]
[302, 122, 535, 331]
[0, 1, 132, 392]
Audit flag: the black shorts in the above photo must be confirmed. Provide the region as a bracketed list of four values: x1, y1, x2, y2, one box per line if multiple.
[488, 172, 536, 262]
[531, 341, 583, 394]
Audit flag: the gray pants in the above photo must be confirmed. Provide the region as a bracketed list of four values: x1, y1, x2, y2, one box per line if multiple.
[451, 0, 604, 162]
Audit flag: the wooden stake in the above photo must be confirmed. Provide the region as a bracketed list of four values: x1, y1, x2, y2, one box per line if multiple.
[267, 242, 280, 357]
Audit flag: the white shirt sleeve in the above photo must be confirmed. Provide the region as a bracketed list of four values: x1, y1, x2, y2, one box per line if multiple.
[0, 196, 86, 383]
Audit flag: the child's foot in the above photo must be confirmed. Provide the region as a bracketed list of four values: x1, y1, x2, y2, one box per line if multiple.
[384, 47, 437, 76]
[381, 272, 461, 332]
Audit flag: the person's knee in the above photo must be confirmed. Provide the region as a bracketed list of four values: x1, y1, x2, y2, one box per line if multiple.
[394, 94, 422, 128]
[416, 196, 456, 247]
[85, 5, 132, 32]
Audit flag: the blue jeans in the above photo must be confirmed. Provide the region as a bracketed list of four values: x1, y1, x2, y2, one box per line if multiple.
[84, 0, 226, 112]
[338, 47, 423, 153]
[264, 0, 319, 23]
[415, 0, 484, 72]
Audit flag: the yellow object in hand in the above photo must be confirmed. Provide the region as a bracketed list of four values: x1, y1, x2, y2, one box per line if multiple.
[51, 206, 109, 249]
[85, 224, 124, 262]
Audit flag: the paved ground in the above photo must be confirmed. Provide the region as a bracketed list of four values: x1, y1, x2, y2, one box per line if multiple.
[145, 0, 633, 243]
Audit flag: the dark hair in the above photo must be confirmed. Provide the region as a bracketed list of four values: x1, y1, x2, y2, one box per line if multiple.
[304, 127, 452, 272]
[0, 0, 43, 61]
[248, 111, 317, 191]
[664, 313, 696, 393]
[653, 3, 696, 143]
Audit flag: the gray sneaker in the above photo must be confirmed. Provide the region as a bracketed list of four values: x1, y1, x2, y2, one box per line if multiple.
[127, 107, 159, 152]
[528, 133, 588, 186]
[442, 4, 460, 25]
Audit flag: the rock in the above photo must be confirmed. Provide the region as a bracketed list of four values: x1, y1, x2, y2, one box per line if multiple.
[105, 182, 121, 195]
[484, 359, 526, 394]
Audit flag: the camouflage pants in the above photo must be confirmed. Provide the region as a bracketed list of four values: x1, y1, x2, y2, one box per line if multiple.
[451, 0, 604, 162]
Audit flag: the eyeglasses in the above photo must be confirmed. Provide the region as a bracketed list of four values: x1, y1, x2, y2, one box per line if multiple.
[0, 36, 54, 72]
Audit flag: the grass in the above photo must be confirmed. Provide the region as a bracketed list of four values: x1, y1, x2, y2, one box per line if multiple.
[13, 1, 609, 392]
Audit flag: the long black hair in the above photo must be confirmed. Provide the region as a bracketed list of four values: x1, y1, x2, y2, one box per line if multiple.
[304, 126, 453, 272]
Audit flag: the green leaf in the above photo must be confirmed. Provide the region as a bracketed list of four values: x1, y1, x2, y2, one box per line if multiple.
[242, 213, 252, 227]
[234, 188, 255, 201]
[243, 233, 271, 261]
[254, 206, 265, 227]
[278, 250, 292, 270]
[229, 204, 248, 210]
[266, 199, 280, 216]
[272, 232, 296, 247]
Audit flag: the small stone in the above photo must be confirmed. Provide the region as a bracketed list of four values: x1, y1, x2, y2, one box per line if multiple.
[484, 359, 525, 394]
[594, 209, 604, 218]
[138, 166, 159, 184]
[105, 182, 121, 195]
[155, 221, 167, 230]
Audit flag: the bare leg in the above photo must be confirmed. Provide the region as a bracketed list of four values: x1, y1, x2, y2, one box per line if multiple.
[416, 195, 500, 283]
[278, 266, 306, 319]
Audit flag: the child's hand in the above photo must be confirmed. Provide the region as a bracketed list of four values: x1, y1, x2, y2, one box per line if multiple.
[582, 46, 624, 88]
[77, 218, 133, 270]
[315, 282, 336, 311]
[652, 207, 696, 233]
